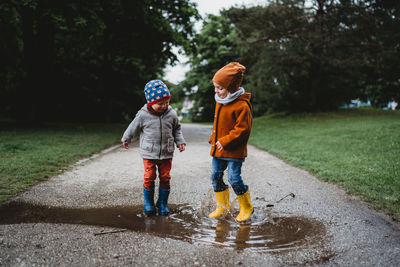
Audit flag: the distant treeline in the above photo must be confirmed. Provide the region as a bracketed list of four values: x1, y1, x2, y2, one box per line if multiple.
[0, 0, 199, 122]
[176, 0, 400, 121]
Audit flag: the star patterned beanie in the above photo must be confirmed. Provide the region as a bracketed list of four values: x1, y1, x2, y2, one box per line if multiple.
[144, 80, 171, 106]
[212, 62, 246, 93]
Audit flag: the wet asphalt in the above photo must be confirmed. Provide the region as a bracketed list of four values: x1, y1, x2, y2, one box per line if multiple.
[0, 123, 399, 266]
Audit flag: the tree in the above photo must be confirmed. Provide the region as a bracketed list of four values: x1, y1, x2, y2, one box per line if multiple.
[226, 0, 360, 114]
[356, 0, 400, 107]
[176, 13, 240, 121]
[0, 0, 200, 122]
[0, 0, 22, 117]
[225, 0, 400, 114]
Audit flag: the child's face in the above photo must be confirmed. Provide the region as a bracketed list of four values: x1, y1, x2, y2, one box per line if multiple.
[214, 82, 228, 99]
[152, 99, 169, 113]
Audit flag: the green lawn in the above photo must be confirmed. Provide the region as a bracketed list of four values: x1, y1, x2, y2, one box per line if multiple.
[249, 108, 400, 221]
[0, 122, 126, 202]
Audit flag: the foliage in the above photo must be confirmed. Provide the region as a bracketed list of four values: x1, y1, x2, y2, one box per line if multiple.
[356, 0, 400, 107]
[250, 108, 400, 221]
[0, 0, 199, 122]
[175, 14, 240, 121]
[179, 0, 399, 120]
[226, 0, 400, 115]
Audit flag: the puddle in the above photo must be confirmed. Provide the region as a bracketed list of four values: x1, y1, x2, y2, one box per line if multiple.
[0, 201, 326, 252]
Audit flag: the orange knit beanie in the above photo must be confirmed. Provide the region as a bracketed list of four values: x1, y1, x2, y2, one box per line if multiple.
[212, 62, 246, 93]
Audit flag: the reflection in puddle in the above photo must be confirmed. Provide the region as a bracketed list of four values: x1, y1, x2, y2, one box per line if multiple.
[0, 202, 325, 252]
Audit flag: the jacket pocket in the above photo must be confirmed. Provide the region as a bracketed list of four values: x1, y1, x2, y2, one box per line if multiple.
[141, 138, 153, 152]
[167, 138, 174, 152]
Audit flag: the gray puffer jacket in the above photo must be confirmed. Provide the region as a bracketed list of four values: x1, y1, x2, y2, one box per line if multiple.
[121, 105, 186, 160]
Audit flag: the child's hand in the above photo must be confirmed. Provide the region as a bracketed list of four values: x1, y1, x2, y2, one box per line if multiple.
[122, 142, 129, 149]
[179, 144, 186, 152]
[216, 141, 223, 152]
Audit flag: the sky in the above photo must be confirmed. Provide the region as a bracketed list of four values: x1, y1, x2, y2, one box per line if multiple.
[164, 0, 265, 84]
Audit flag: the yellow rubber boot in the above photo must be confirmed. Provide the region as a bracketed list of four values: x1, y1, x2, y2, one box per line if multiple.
[208, 188, 231, 218]
[236, 189, 254, 222]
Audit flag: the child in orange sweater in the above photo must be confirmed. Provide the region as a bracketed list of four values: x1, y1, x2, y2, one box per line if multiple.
[208, 62, 254, 222]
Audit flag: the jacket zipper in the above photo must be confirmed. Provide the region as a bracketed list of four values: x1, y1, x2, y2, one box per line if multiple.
[212, 104, 222, 157]
[159, 116, 162, 158]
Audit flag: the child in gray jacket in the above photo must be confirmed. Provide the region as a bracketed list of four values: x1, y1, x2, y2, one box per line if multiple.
[121, 80, 186, 216]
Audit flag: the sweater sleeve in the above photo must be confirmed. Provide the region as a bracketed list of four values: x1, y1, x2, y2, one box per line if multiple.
[217, 104, 251, 149]
[209, 103, 220, 144]
[173, 118, 186, 146]
[121, 112, 142, 143]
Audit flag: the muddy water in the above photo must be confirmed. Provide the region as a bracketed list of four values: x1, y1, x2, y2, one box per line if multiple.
[0, 201, 325, 252]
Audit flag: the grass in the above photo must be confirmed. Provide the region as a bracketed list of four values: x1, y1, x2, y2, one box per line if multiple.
[249, 108, 400, 221]
[0, 121, 126, 202]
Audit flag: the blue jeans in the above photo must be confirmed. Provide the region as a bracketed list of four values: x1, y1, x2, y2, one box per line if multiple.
[211, 157, 248, 195]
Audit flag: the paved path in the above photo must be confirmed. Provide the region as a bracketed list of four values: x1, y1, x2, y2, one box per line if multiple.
[0, 123, 399, 266]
